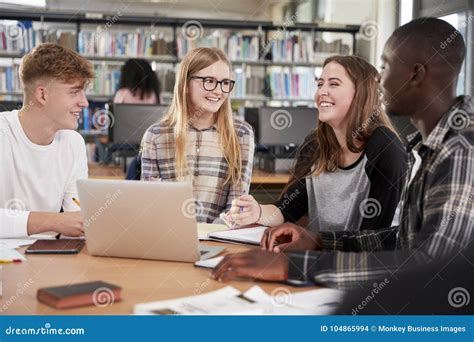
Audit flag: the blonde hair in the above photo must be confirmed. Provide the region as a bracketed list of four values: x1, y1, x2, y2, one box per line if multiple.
[161, 47, 242, 185]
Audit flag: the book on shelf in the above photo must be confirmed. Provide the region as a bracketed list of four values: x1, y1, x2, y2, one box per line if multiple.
[266, 66, 320, 100]
[233, 65, 265, 98]
[267, 31, 350, 64]
[0, 59, 21, 94]
[176, 31, 261, 61]
[87, 63, 176, 99]
[78, 29, 174, 57]
[89, 63, 121, 97]
[0, 20, 76, 54]
[156, 67, 176, 94]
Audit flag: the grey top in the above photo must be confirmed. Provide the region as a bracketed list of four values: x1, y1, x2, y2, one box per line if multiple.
[275, 126, 407, 233]
[306, 154, 370, 232]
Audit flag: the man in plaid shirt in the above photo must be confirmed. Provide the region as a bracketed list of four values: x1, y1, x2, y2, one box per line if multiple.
[212, 18, 473, 289]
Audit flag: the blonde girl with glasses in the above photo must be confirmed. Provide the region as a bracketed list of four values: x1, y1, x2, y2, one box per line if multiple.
[141, 47, 254, 223]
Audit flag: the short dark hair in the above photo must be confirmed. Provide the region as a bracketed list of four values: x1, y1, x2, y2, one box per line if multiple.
[391, 17, 466, 73]
[118, 59, 160, 103]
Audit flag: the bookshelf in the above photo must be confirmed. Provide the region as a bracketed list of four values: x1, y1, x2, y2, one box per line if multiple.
[0, 9, 360, 107]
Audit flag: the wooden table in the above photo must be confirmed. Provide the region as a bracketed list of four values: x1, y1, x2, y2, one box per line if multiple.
[0, 242, 313, 315]
[88, 164, 290, 185]
[89, 164, 125, 180]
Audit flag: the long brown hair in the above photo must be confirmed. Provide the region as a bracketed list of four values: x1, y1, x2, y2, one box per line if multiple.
[283, 55, 397, 193]
[161, 47, 243, 185]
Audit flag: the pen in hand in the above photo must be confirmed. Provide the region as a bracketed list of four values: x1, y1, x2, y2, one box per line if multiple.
[232, 187, 246, 229]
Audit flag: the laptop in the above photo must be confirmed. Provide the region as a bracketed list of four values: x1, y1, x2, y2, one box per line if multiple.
[76, 179, 224, 262]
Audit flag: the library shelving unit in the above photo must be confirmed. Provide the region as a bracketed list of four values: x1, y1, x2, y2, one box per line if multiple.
[0, 9, 360, 108]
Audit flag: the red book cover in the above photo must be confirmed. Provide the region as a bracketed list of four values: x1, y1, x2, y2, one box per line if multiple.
[37, 281, 122, 309]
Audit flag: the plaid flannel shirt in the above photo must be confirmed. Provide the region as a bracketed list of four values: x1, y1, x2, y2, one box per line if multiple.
[287, 96, 474, 289]
[141, 118, 254, 223]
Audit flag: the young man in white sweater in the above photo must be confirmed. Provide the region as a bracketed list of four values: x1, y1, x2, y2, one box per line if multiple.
[0, 43, 94, 238]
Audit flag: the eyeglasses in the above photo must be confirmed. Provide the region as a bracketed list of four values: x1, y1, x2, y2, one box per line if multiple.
[189, 76, 235, 93]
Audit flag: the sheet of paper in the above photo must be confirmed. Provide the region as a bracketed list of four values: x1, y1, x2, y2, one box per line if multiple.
[134, 286, 268, 315]
[0, 234, 56, 249]
[194, 256, 224, 269]
[134, 284, 343, 315]
[289, 288, 345, 308]
[197, 223, 229, 240]
[208, 226, 268, 245]
[0, 248, 26, 262]
[243, 285, 344, 315]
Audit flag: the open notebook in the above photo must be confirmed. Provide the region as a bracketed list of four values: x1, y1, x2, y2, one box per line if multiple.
[207, 226, 268, 245]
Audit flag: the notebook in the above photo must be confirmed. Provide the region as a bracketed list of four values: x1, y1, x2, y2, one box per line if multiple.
[207, 226, 268, 245]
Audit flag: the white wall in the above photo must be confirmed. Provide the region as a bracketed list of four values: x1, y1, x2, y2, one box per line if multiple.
[319, 0, 398, 64]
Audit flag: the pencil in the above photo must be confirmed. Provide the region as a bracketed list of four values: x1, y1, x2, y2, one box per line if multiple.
[72, 197, 81, 207]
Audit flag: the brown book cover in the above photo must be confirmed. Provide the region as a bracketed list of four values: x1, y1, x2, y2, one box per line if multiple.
[37, 281, 122, 309]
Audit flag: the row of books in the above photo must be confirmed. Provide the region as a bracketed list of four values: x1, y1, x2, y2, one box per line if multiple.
[89, 64, 121, 97]
[0, 21, 76, 53]
[176, 32, 260, 60]
[0, 63, 21, 93]
[233, 66, 265, 98]
[0, 64, 318, 100]
[78, 30, 174, 57]
[268, 34, 350, 63]
[266, 67, 320, 99]
[0, 61, 176, 97]
[1, 21, 348, 65]
[89, 64, 177, 98]
[80, 107, 95, 132]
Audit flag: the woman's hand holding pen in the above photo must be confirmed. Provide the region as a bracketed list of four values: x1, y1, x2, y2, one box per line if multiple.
[229, 195, 261, 227]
